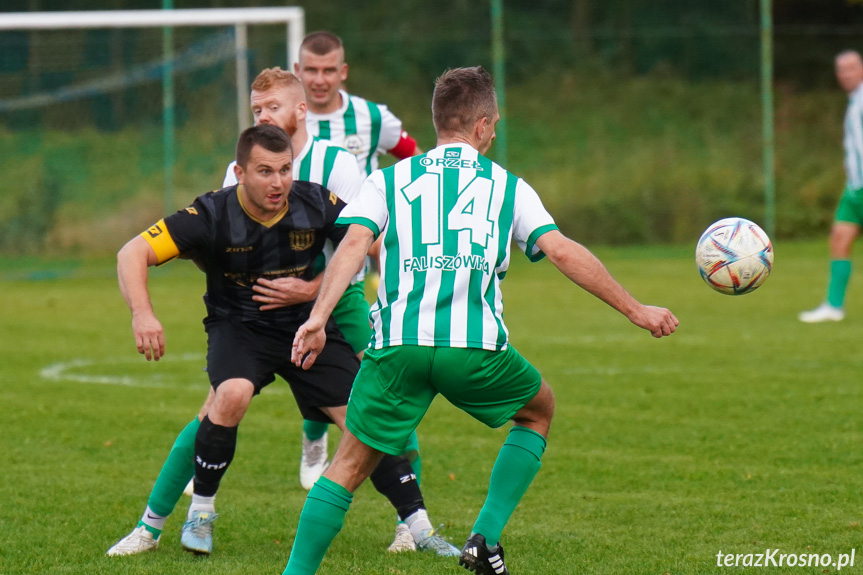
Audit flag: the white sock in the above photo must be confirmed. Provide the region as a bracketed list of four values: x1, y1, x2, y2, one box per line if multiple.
[140, 505, 167, 532]
[403, 509, 433, 542]
[189, 494, 216, 519]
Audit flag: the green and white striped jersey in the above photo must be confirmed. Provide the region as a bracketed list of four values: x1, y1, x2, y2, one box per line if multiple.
[844, 84, 863, 191]
[223, 135, 362, 204]
[306, 90, 403, 176]
[338, 143, 558, 351]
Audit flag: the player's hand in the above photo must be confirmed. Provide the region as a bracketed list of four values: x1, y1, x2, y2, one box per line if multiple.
[131, 312, 165, 361]
[630, 305, 678, 338]
[292, 315, 328, 370]
[253, 277, 320, 310]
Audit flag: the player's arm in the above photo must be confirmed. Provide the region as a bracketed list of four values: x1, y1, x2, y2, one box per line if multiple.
[388, 130, 421, 159]
[292, 224, 376, 369]
[535, 230, 678, 338]
[117, 235, 166, 361]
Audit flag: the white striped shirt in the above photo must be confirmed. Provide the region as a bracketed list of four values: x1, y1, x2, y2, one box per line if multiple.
[305, 90, 403, 176]
[338, 143, 558, 351]
[844, 83, 863, 191]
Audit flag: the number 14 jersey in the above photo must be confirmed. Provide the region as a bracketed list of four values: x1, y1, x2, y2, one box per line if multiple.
[337, 142, 558, 351]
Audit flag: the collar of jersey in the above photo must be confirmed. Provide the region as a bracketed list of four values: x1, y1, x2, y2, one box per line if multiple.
[236, 185, 290, 228]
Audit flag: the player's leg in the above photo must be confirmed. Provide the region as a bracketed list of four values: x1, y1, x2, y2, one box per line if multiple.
[282, 431, 383, 575]
[179, 319, 275, 554]
[800, 191, 862, 322]
[180, 377, 255, 554]
[432, 346, 551, 575]
[281, 344, 452, 572]
[106, 389, 215, 556]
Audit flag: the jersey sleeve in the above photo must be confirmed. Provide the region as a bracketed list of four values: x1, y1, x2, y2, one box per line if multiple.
[337, 171, 388, 239]
[324, 149, 364, 204]
[376, 104, 404, 154]
[140, 199, 212, 265]
[222, 161, 238, 187]
[511, 178, 558, 262]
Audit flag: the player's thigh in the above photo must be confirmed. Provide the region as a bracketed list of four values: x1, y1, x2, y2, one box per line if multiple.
[277, 321, 360, 424]
[346, 346, 438, 456]
[431, 346, 542, 429]
[205, 318, 280, 394]
[332, 282, 372, 354]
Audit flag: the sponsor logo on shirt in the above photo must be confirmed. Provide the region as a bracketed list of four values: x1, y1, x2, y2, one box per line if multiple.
[403, 254, 490, 274]
[419, 157, 482, 169]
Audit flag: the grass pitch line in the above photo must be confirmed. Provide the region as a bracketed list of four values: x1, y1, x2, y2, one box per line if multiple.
[39, 353, 291, 395]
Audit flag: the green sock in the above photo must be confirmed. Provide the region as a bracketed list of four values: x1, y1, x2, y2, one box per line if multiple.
[403, 430, 421, 486]
[283, 477, 352, 575]
[303, 419, 329, 441]
[472, 426, 546, 546]
[827, 259, 852, 308]
[146, 418, 200, 517]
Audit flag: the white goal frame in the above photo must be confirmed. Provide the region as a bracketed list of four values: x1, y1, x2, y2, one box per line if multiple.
[0, 7, 306, 133]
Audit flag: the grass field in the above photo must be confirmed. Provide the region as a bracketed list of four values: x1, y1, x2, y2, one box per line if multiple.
[2, 240, 861, 575]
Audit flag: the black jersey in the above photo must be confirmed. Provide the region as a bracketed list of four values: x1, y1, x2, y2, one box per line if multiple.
[142, 181, 347, 324]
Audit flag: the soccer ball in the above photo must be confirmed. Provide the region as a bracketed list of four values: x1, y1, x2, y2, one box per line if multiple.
[695, 217, 773, 295]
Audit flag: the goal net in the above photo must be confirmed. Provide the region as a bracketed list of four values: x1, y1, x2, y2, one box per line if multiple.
[0, 8, 304, 254]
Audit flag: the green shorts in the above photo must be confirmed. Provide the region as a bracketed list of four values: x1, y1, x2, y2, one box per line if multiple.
[332, 282, 372, 354]
[835, 187, 863, 225]
[346, 345, 542, 455]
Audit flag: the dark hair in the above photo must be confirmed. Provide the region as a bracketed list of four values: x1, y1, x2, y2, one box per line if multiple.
[235, 124, 293, 168]
[300, 31, 343, 57]
[432, 66, 497, 136]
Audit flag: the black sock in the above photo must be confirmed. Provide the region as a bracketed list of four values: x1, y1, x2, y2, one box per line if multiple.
[193, 415, 238, 497]
[369, 454, 425, 520]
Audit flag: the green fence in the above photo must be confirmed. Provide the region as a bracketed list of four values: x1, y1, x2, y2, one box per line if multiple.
[1, 1, 862, 255]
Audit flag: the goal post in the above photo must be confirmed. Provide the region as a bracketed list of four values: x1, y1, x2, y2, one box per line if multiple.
[0, 7, 305, 214]
[0, 7, 305, 135]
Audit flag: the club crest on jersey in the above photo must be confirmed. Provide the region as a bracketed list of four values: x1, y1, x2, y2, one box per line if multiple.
[444, 149, 461, 159]
[343, 134, 364, 156]
[289, 229, 316, 251]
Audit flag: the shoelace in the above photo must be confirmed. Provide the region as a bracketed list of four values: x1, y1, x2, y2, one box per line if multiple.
[187, 512, 218, 535]
[420, 524, 456, 552]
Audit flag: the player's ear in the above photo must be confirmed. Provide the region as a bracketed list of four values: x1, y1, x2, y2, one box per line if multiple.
[234, 163, 244, 185]
[293, 61, 300, 75]
[341, 62, 348, 82]
[296, 100, 307, 122]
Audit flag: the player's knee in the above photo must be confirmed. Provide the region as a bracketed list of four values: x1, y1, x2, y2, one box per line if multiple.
[513, 380, 554, 430]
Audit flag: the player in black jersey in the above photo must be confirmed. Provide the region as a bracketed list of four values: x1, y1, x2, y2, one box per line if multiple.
[108, 125, 456, 558]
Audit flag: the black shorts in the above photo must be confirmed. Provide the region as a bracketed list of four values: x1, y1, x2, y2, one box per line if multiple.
[205, 317, 359, 422]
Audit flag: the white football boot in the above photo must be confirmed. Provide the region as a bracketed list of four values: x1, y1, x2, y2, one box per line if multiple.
[300, 431, 329, 490]
[798, 303, 845, 323]
[106, 525, 159, 556]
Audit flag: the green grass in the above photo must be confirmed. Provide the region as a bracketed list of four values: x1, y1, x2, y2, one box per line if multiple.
[1, 241, 861, 574]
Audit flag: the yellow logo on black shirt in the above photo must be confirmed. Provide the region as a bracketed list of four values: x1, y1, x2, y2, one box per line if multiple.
[185, 207, 198, 215]
[329, 192, 338, 205]
[289, 230, 316, 251]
